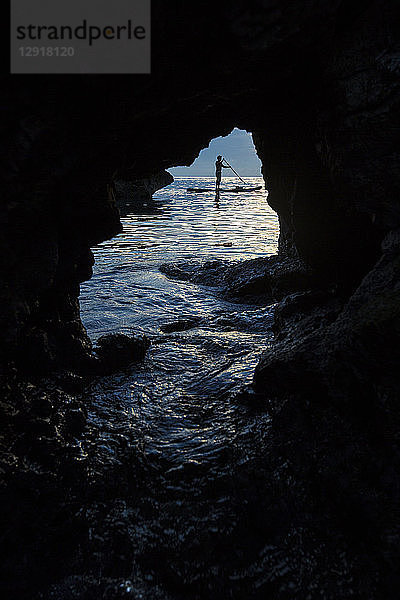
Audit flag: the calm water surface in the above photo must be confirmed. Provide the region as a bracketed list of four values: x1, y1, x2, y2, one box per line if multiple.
[76, 178, 285, 597]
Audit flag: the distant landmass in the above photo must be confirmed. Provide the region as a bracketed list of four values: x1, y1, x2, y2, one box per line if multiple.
[167, 128, 262, 177]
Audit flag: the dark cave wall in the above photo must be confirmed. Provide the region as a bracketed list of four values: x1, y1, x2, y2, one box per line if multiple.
[251, 1, 400, 287]
[252, 99, 382, 289]
[1, 0, 400, 372]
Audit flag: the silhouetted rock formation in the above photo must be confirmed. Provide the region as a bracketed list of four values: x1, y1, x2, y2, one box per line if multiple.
[115, 170, 173, 214]
[94, 333, 150, 374]
[160, 256, 315, 301]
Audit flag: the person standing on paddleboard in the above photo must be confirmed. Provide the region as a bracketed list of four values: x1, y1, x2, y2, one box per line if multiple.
[215, 155, 230, 194]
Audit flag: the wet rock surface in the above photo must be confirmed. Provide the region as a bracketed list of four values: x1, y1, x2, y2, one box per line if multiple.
[160, 255, 316, 303]
[160, 317, 203, 333]
[1, 353, 397, 599]
[94, 334, 150, 374]
[251, 230, 400, 597]
[0, 369, 90, 599]
[0, 371, 353, 598]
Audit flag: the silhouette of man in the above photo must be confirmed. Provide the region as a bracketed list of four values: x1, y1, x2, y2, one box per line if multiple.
[215, 155, 230, 194]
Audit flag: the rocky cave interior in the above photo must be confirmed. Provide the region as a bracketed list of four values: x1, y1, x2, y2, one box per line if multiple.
[2, 1, 400, 598]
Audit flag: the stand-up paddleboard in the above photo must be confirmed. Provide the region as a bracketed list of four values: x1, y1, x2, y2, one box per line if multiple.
[187, 158, 262, 193]
[187, 186, 262, 193]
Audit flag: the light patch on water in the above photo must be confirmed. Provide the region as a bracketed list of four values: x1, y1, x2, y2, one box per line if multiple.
[80, 177, 278, 340]
[80, 176, 279, 461]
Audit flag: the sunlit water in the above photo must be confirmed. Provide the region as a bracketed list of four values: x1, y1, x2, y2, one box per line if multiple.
[81, 177, 278, 339]
[76, 178, 286, 597]
[80, 177, 279, 430]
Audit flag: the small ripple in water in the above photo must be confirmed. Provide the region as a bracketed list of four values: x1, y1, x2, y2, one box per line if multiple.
[76, 177, 286, 597]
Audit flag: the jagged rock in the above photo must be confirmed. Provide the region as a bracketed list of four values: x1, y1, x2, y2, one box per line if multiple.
[63, 408, 87, 437]
[160, 317, 202, 333]
[248, 231, 400, 597]
[223, 256, 315, 300]
[272, 290, 343, 339]
[254, 228, 400, 405]
[51, 371, 87, 394]
[161, 256, 315, 302]
[159, 262, 198, 282]
[94, 334, 150, 374]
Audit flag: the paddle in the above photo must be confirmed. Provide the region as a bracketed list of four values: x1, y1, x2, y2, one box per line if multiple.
[222, 158, 247, 185]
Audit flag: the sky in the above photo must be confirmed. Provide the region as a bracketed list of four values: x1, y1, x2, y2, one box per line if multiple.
[167, 128, 262, 177]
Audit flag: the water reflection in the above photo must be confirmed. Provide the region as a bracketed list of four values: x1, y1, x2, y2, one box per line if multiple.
[76, 180, 285, 596]
[81, 177, 278, 337]
[80, 175, 279, 443]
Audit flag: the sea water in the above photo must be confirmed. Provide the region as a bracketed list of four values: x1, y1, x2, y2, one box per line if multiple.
[81, 177, 278, 340]
[76, 177, 285, 596]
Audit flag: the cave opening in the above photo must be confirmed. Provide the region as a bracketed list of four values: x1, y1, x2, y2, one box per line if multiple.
[167, 128, 263, 178]
[80, 127, 279, 346]
[4, 2, 400, 595]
